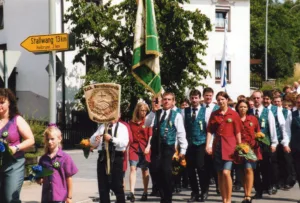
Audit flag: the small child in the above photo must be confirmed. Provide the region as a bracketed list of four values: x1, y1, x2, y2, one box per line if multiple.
[37, 125, 78, 203]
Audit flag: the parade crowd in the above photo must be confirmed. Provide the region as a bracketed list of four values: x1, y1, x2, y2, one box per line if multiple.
[90, 85, 300, 203]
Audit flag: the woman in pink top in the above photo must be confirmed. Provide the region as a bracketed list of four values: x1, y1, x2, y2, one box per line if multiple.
[0, 88, 35, 203]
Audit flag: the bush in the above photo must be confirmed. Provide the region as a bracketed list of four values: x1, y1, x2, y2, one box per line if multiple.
[28, 120, 46, 148]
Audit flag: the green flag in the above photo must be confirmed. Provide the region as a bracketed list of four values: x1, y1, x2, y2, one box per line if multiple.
[132, 0, 161, 96]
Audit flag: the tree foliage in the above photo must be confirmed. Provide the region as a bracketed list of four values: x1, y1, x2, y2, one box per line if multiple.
[251, 0, 300, 79]
[65, 0, 211, 118]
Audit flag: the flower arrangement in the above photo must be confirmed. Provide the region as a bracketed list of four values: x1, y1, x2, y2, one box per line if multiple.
[235, 143, 257, 161]
[172, 150, 186, 175]
[53, 161, 60, 169]
[255, 132, 270, 145]
[27, 164, 53, 182]
[2, 131, 8, 138]
[199, 121, 203, 131]
[227, 118, 232, 123]
[261, 119, 265, 128]
[78, 138, 92, 159]
[0, 139, 14, 167]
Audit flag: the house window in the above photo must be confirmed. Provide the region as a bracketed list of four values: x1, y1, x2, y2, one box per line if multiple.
[85, 0, 102, 6]
[215, 7, 230, 32]
[0, 5, 3, 29]
[215, 60, 231, 83]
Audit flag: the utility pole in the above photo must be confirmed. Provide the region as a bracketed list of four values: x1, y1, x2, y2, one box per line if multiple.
[265, 0, 269, 81]
[49, 0, 56, 124]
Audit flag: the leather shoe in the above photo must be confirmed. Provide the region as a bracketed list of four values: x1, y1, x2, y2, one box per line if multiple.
[253, 192, 262, 199]
[188, 194, 199, 202]
[126, 192, 135, 202]
[199, 192, 208, 202]
[267, 187, 273, 195]
[140, 192, 147, 201]
[232, 184, 241, 192]
[272, 186, 277, 194]
[216, 188, 220, 195]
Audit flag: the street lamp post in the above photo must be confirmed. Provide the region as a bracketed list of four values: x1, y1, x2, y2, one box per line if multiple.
[265, 0, 269, 81]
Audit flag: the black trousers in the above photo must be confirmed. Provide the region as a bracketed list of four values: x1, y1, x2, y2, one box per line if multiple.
[97, 152, 125, 203]
[292, 151, 300, 188]
[254, 151, 272, 193]
[186, 144, 210, 195]
[151, 145, 175, 202]
[271, 144, 294, 186]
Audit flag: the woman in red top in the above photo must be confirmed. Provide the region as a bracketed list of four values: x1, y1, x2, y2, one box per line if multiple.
[235, 99, 262, 203]
[206, 91, 242, 203]
[127, 102, 152, 202]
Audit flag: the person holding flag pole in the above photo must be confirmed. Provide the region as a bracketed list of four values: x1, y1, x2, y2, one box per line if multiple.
[132, 1, 188, 203]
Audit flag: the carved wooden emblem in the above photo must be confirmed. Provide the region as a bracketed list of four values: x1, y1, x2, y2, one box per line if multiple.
[84, 83, 121, 123]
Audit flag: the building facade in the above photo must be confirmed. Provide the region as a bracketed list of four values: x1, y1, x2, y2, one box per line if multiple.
[0, 0, 249, 121]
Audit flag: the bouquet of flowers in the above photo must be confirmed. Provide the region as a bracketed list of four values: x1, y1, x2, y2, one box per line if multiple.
[255, 132, 270, 146]
[235, 143, 257, 161]
[0, 139, 15, 168]
[172, 150, 186, 175]
[27, 165, 54, 182]
[78, 138, 92, 159]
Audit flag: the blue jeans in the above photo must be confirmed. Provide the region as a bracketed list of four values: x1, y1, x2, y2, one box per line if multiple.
[0, 157, 25, 203]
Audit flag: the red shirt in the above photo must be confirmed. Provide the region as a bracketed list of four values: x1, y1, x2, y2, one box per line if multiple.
[129, 119, 152, 162]
[207, 108, 242, 160]
[241, 115, 262, 160]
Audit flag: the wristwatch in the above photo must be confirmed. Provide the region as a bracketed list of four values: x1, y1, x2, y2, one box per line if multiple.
[14, 145, 20, 152]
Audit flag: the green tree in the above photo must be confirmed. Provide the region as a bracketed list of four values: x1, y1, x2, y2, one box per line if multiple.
[251, 0, 300, 79]
[66, 0, 211, 118]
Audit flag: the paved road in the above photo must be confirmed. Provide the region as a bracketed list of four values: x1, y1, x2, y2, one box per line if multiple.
[21, 150, 300, 203]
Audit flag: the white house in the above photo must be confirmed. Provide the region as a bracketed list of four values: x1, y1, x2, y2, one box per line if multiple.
[0, 0, 249, 122]
[185, 0, 250, 101]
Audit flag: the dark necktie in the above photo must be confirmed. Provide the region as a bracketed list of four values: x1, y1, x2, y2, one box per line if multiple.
[160, 111, 167, 124]
[255, 109, 259, 119]
[192, 108, 198, 121]
[206, 104, 209, 108]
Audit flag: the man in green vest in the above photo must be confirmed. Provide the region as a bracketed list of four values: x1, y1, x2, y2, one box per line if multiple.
[150, 92, 188, 203]
[182, 89, 209, 202]
[251, 90, 278, 199]
[273, 96, 296, 189]
[285, 94, 300, 203]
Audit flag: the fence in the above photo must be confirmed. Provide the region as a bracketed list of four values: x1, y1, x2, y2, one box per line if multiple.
[62, 128, 96, 149]
[250, 77, 263, 89]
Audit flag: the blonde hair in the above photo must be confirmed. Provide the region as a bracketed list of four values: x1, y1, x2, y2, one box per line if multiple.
[132, 102, 149, 123]
[43, 126, 63, 154]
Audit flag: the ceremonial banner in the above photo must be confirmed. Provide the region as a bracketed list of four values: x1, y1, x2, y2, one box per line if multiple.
[83, 83, 121, 123]
[132, 0, 161, 96]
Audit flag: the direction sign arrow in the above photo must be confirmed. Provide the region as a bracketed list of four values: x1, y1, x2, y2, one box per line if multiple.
[20, 33, 75, 53]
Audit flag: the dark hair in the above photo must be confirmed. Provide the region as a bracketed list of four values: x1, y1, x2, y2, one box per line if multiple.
[237, 95, 246, 102]
[203, 87, 214, 95]
[0, 88, 19, 119]
[189, 89, 201, 98]
[216, 91, 229, 100]
[263, 90, 273, 100]
[180, 98, 190, 105]
[235, 99, 251, 114]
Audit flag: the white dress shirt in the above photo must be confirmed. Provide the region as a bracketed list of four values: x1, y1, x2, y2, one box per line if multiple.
[181, 105, 201, 121]
[276, 106, 291, 146]
[204, 102, 217, 126]
[253, 105, 278, 147]
[90, 122, 129, 151]
[285, 108, 298, 145]
[145, 111, 156, 127]
[151, 108, 188, 155]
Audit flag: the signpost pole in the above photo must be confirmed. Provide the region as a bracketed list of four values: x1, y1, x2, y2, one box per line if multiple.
[49, 0, 56, 124]
[3, 50, 7, 88]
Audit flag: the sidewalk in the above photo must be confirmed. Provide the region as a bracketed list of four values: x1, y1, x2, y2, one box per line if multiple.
[21, 178, 99, 203]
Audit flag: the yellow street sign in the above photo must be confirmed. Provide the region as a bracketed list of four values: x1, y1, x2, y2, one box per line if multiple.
[20, 33, 75, 53]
